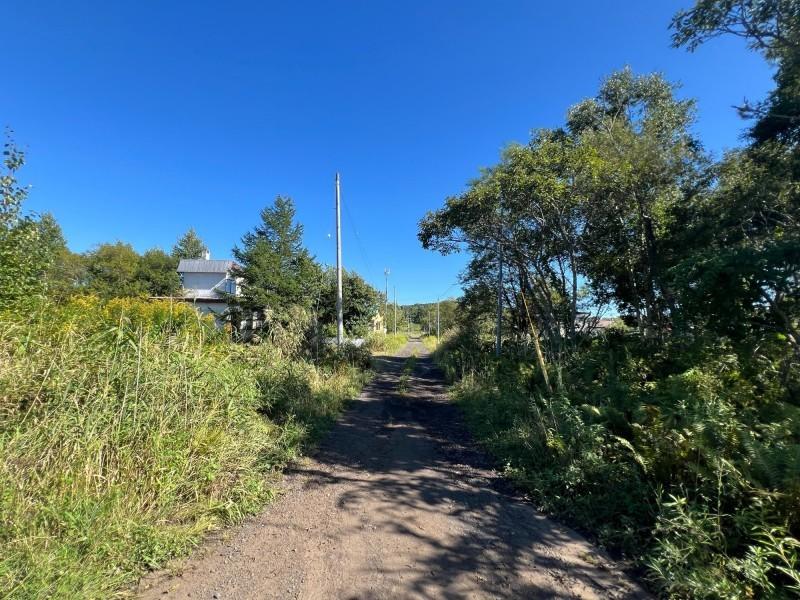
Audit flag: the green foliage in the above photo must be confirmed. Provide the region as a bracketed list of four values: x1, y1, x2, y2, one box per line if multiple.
[0, 132, 27, 227]
[397, 354, 417, 394]
[83, 242, 148, 299]
[233, 196, 321, 324]
[171, 227, 208, 260]
[420, 71, 709, 351]
[138, 248, 181, 296]
[0, 134, 55, 309]
[403, 299, 458, 335]
[82, 244, 183, 300]
[422, 21, 800, 591]
[569, 69, 709, 337]
[384, 302, 407, 335]
[421, 335, 438, 351]
[437, 326, 800, 597]
[668, 0, 800, 361]
[37, 214, 86, 300]
[672, 0, 800, 144]
[0, 296, 367, 599]
[318, 268, 381, 337]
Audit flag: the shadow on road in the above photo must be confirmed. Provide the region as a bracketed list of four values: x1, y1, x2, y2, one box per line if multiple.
[285, 347, 646, 599]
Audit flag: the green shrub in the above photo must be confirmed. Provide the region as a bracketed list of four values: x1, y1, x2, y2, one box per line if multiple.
[438, 328, 800, 598]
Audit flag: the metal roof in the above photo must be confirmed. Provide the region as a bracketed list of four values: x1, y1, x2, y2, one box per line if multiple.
[177, 259, 235, 273]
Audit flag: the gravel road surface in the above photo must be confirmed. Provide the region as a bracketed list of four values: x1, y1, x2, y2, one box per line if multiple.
[137, 339, 648, 599]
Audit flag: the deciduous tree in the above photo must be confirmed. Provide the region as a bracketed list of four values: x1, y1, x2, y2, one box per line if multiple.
[139, 248, 181, 297]
[318, 268, 381, 337]
[84, 242, 146, 299]
[0, 134, 56, 307]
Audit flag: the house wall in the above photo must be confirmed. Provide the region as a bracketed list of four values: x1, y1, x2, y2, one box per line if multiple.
[186, 300, 229, 326]
[181, 272, 236, 296]
[178, 268, 241, 329]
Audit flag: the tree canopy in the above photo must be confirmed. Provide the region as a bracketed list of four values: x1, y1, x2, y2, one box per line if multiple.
[139, 248, 181, 297]
[171, 228, 208, 260]
[673, 0, 800, 144]
[318, 268, 381, 337]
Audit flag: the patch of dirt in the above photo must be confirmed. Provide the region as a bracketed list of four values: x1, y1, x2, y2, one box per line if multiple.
[137, 339, 649, 599]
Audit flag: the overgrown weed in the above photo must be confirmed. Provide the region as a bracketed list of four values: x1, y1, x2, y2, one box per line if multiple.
[437, 328, 800, 598]
[0, 296, 367, 599]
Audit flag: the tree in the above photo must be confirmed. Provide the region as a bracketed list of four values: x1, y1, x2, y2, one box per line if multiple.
[567, 68, 710, 338]
[672, 0, 800, 144]
[404, 300, 459, 334]
[318, 268, 381, 336]
[138, 248, 181, 296]
[0, 133, 56, 308]
[385, 301, 407, 335]
[671, 1, 800, 359]
[420, 129, 589, 363]
[37, 213, 86, 300]
[84, 242, 146, 299]
[232, 196, 320, 322]
[171, 228, 208, 260]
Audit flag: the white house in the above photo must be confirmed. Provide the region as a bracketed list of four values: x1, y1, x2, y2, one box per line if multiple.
[177, 257, 240, 323]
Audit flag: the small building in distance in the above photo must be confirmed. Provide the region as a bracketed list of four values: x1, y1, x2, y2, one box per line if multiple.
[177, 256, 240, 324]
[371, 312, 386, 334]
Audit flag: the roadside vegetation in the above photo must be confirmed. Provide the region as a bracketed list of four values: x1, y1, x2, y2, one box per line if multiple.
[0, 297, 368, 598]
[422, 3, 800, 597]
[421, 335, 439, 352]
[368, 332, 409, 355]
[0, 137, 375, 598]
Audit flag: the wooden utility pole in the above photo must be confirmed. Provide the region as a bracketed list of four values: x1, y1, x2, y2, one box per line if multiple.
[393, 286, 397, 335]
[335, 173, 343, 346]
[384, 268, 390, 333]
[436, 298, 440, 343]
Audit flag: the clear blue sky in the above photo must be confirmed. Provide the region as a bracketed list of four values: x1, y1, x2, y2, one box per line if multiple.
[4, 1, 773, 304]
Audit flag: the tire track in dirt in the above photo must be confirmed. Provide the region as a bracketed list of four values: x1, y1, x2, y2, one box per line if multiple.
[137, 339, 648, 599]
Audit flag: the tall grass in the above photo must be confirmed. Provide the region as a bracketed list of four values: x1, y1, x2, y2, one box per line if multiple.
[421, 335, 438, 352]
[367, 332, 408, 355]
[0, 297, 367, 599]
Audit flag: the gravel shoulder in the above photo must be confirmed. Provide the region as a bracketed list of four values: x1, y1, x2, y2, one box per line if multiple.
[137, 339, 648, 599]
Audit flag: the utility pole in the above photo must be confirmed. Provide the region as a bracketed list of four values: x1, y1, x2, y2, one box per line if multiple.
[393, 286, 397, 335]
[384, 268, 390, 334]
[335, 173, 343, 346]
[436, 298, 440, 343]
[495, 241, 503, 357]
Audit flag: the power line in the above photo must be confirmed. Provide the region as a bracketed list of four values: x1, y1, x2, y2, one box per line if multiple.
[342, 195, 377, 285]
[436, 281, 460, 302]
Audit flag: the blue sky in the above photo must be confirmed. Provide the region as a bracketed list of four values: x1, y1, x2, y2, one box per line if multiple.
[4, 1, 773, 304]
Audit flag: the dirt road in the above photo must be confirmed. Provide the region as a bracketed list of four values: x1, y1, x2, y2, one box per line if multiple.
[138, 339, 647, 599]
